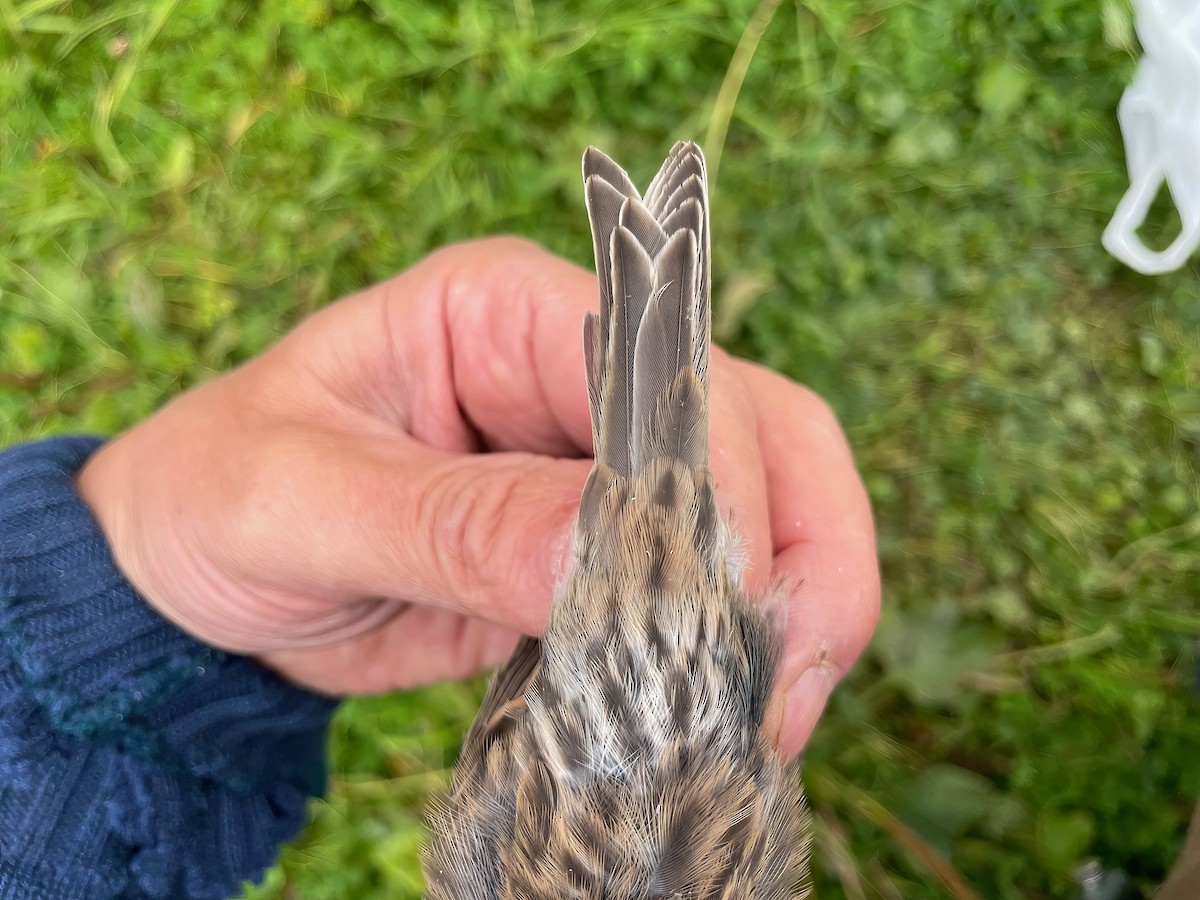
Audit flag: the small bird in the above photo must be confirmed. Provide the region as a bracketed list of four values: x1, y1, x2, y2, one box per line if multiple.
[422, 142, 810, 899]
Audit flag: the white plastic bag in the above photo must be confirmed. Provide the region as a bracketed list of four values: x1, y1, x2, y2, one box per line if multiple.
[1102, 0, 1200, 275]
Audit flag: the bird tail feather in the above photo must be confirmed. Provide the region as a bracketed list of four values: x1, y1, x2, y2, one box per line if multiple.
[578, 142, 712, 536]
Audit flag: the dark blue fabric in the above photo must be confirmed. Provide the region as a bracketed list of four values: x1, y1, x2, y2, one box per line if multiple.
[0, 437, 339, 899]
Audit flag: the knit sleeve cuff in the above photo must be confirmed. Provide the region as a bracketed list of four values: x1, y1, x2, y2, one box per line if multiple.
[0, 436, 340, 900]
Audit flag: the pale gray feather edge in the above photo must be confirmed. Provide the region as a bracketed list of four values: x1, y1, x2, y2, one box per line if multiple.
[645, 141, 711, 385]
[583, 148, 638, 474]
[631, 228, 700, 468]
[581, 142, 711, 482]
[606, 223, 655, 475]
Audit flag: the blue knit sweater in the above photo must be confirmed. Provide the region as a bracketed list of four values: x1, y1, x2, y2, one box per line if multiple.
[0, 437, 339, 899]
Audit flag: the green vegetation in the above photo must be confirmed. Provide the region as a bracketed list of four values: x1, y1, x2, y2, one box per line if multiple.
[3, 1, 1198, 897]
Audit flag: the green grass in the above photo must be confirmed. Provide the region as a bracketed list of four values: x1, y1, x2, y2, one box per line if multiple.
[3, 0, 1199, 897]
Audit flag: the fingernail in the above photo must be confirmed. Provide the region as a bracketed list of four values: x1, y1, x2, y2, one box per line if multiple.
[778, 665, 836, 758]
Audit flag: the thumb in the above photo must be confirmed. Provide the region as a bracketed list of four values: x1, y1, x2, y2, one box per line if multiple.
[245, 428, 590, 638]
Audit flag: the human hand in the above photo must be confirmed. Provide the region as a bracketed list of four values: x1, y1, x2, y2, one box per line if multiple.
[76, 237, 878, 756]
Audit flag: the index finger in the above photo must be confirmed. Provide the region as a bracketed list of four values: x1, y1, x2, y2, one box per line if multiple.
[284, 237, 599, 461]
[414, 237, 599, 456]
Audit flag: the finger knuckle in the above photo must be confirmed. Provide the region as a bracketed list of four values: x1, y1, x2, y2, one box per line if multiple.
[416, 461, 524, 605]
[795, 384, 842, 435]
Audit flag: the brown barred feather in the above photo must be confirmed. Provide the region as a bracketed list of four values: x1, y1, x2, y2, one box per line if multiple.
[422, 142, 810, 899]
